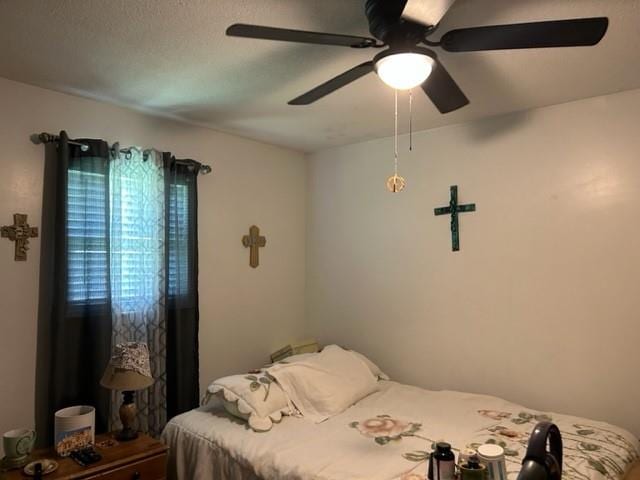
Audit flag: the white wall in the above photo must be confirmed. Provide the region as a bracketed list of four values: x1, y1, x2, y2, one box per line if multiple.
[306, 89, 640, 437]
[0, 77, 306, 450]
[3, 73, 639, 452]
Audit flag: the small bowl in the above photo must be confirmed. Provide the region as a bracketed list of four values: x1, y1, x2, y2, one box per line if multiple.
[23, 459, 58, 476]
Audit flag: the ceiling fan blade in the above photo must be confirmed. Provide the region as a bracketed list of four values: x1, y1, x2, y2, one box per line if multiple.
[421, 59, 469, 113]
[226, 24, 379, 48]
[402, 0, 457, 27]
[440, 17, 608, 52]
[288, 62, 375, 105]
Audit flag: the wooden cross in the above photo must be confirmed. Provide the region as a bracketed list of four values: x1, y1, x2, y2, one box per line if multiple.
[434, 186, 476, 252]
[242, 225, 266, 268]
[1, 213, 39, 261]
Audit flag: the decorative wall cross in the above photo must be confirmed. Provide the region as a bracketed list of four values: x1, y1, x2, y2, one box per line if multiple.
[242, 225, 266, 268]
[434, 186, 476, 252]
[1, 214, 39, 261]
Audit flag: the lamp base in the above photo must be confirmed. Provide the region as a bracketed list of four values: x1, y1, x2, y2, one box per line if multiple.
[117, 390, 139, 442]
[115, 428, 138, 442]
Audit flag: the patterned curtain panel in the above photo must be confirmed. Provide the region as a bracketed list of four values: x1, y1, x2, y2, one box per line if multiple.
[109, 147, 167, 437]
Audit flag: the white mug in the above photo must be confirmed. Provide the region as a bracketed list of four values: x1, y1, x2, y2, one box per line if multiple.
[3, 429, 36, 459]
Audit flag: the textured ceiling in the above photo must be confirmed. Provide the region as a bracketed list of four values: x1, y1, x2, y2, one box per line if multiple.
[1, 0, 639, 152]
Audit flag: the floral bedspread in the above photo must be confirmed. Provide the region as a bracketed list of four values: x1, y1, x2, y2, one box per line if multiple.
[163, 381, 639, 480]
[350, 409, 638, 480]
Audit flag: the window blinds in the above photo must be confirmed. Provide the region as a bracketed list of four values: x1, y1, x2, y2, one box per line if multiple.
[67, 167, 189, 304]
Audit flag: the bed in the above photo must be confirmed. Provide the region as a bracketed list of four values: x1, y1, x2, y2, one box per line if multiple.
[162, 380, 639, 480]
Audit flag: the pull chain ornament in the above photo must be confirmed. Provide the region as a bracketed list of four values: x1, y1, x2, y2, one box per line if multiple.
[386, 173, 405, 193]
[387, 89, 406, 193]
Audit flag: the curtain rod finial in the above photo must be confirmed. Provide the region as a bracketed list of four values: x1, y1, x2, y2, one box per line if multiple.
[30, 133, 45, 145]
[31, 132, 58, 145]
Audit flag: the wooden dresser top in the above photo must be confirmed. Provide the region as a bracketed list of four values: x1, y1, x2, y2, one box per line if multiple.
[2, 433, 167, 479]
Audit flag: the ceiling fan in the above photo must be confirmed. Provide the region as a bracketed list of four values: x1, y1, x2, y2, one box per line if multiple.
[226, 0, 608, 113]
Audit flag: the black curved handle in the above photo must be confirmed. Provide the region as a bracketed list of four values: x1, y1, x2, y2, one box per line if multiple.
[526, 422, 562, 467]
[519, 421, 563, 480]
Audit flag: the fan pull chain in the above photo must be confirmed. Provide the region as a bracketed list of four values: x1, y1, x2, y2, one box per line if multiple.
[394, 88, 398, 176]
[386, 89, 406, 193]
[409, 89, 413, 152]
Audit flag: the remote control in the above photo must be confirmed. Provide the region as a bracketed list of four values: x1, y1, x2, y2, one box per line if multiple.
[69, 446, 102, 466]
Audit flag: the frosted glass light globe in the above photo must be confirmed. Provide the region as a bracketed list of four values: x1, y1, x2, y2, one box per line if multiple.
[375, 52, 434, 90]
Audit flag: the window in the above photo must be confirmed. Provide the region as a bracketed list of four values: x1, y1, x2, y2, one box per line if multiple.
[168, 183, 189, 297]
[67, 169, 109, 304]
[67, 162, 190, 305]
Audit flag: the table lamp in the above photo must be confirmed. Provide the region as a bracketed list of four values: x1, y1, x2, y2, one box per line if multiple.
[100, 342, 154, 441]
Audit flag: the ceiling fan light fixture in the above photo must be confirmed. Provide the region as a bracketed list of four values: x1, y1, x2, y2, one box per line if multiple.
[374, 50, 435, 90]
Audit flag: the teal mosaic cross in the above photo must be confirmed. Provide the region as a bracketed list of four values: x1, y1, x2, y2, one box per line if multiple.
[434, 185, 476, 252]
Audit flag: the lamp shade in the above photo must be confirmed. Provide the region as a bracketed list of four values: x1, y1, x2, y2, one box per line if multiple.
[100, 342, 154, 391]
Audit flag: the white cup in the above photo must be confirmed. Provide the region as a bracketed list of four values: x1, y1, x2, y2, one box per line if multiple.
[477, 444, 508, 480]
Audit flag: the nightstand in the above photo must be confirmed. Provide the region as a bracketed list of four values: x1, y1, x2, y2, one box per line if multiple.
[2, 433, 167, 479]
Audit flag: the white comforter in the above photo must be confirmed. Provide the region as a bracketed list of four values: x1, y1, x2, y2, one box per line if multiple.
[162, 381, 639, 480]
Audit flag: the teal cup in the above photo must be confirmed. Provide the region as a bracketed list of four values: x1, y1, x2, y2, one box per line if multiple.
[3, 429, 36, 460]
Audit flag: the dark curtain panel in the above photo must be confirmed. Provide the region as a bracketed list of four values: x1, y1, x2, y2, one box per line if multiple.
[163, 154, 200, 419]
[36, 131, 112, 444]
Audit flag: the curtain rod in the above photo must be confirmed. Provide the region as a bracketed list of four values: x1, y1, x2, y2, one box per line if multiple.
[30, 132, 212, 175]
[31, 132, 89, 151]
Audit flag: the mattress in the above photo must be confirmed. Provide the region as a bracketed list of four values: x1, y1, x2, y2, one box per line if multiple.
[162, 381, 639, 480]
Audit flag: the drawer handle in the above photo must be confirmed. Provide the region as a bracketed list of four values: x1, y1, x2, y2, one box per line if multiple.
[132, 472, 141, 480]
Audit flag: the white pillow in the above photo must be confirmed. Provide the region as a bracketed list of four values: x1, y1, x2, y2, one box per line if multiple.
[205, 372, 293, 432]
[349, 350, 390, 381]
[267, 345, 378, 423]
